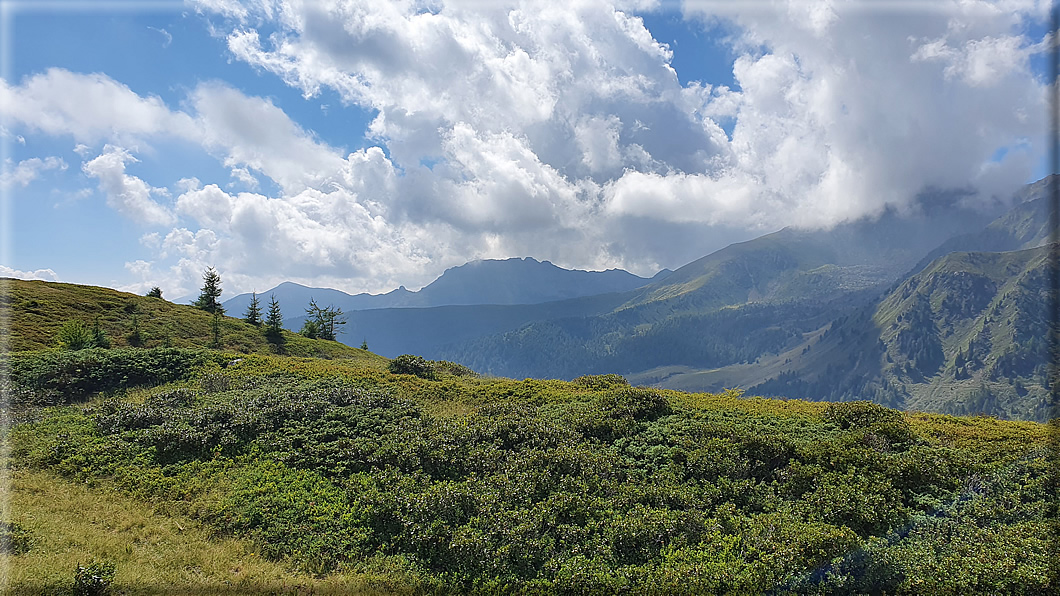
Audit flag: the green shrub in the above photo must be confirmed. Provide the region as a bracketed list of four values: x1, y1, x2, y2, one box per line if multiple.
[572, 374, 629, 390]
[432, 360, 477, 377]
[9, 347, 215, 403]
[825, 400, 905, 430]
[388, 354, 436, 379]
[73, 560, 115, 596]
[56, 320, 93, 350]
[0, 521, 32, 554]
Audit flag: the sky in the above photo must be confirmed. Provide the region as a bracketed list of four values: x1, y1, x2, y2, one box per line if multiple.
[0, 0, 1053, 301]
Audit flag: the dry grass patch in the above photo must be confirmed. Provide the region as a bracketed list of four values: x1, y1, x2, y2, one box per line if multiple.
[0, 469, 403, 595]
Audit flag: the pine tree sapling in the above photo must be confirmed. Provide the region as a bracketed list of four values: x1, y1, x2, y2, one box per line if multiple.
[244, 292, 263, 326]
[90, 317, 111, 349]
[146, 286, 163, 299]
[360, 339, 369, 350]
[56, 320, 92, 350]
[300, 319, 320, 339]
[265, 295, 285, 345]
[193, 267, 224, 315]
[305, 298, 347, 341]
[126, 315, 143, 347]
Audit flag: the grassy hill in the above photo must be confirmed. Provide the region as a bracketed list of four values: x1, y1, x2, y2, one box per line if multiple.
[1, 278, 375, 360]
[2, 340, 1051, 593]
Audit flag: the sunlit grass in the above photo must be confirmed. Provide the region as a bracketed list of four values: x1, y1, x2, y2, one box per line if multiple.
[1, 469, 403, 595]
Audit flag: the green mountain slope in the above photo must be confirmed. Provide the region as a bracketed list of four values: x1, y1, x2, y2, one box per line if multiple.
[737, 245, 1053, 421]
[1, 278, 374, 360]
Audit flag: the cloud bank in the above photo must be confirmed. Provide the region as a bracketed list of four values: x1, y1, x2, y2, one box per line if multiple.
[2, 0, 1048, 296]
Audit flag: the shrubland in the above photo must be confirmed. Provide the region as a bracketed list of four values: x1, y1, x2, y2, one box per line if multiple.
[2, 345, 1052, 594]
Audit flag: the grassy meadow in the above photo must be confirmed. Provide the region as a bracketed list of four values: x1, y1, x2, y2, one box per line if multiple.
[0, 279, 1055, 594]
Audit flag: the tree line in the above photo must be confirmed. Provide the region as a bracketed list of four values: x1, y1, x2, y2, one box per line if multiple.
[189, 266, 351, 350]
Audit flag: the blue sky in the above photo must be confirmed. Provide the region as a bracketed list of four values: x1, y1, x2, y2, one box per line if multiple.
[1, 0, 1052, 300]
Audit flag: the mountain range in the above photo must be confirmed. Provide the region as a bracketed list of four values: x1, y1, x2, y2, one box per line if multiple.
[222, 176, 1056, 421]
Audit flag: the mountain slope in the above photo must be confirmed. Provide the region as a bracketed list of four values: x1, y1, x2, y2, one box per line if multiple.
[729, 245, 1054, 421]
[1, 278, 373, 360]
[907, 182, 1054, 276]
[618, 192, 1004, 313]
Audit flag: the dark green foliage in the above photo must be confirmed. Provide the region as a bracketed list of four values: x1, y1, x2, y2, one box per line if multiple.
[7, 347, 214, 404]
[192, 267, 224, 315]
[243, 292, 262, 326]
[265, 294, 284, 348]
[209, 312, 222, 349]
[126, 315, 143, 347]
[825, 400, 906, 430]
[145, 286, 163, 299]
[305, 298, 346, 341]
[431, 360, 476, 377]
[572, 373, 629, 390]
[388, 354, 435, 379]
[299, 319, 320, 339]
[9, 356, 1049, 594]
[56, 320, 93, 350]
[73, 560, 115, 596]
[89, 317, 111, 349]
[0, 521, 32, 554]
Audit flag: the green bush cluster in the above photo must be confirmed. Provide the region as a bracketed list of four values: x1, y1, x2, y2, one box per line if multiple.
[73, 560, 116, 596]
[388, 354, 436, 379]
[9, 359, 1050, 594]
[0, 521, 33, 555]
[6, 347, 221, 405]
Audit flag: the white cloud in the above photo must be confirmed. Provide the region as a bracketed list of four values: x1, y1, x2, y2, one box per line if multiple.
[1, 156, 67, 189]
[228, 166, 259, 190]
[0, 265, 59, 281]
[190, 82, 347, 193]
[2, 1, 1049, 293]
[0, 68, 198, 144]
[149, 26, 173, 48]
[82, 145, 176, 226]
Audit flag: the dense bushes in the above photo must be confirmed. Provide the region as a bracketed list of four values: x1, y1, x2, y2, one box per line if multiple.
[7, 348, 218, 404]
[388, 354, 436, 379]
[8, 355, 1051, 594]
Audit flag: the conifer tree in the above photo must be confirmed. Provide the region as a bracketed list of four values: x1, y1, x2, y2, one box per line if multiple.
[265, 294, 284, 344]
[244, 292, 263, 326]
[305, 298, 346, 341]
[90, 317, 111, 349]
[193, 267, 224, 314]
[146, 287, 163, 299]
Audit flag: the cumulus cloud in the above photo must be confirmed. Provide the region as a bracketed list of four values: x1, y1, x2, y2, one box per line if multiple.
[82, 145, 176, 226]
[0, 265, 59, 281]
[1, 1, 1049, 293]
[0, 68, 197, 144]
[1, 156, 67, 189]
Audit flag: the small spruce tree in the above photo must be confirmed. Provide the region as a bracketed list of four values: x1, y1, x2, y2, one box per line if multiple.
[244, 292, 263, 326]
[265, 294, 285, 346]
[56, 320, 92, 350]
[193, 267, 224, 315]
[90, 317, 110, 349]
[299, 319, 320, 339]
[305, 298, 346, 341]
[146, 287, 163, 299]
[126, 315, 143, 347]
